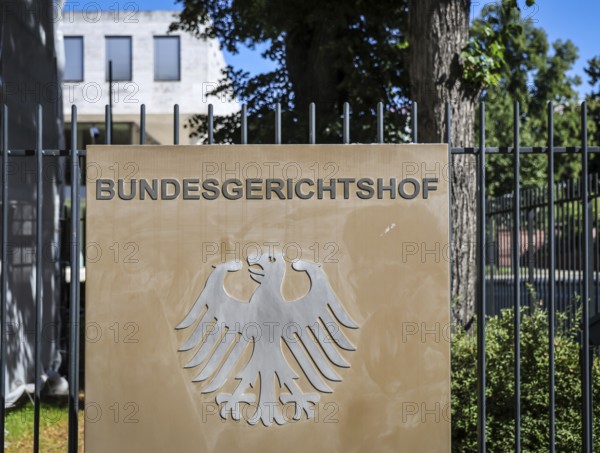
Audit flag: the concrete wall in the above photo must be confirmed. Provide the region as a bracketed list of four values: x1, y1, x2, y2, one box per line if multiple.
[60, 10, 239, 144]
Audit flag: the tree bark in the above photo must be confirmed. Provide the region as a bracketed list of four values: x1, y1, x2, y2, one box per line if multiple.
[284, 18, 349, 142]
[408, 0, 479, 328]
[285, 22, 345, 113]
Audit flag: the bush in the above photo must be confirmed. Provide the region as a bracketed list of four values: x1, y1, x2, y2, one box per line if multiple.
[452, 308, 600, 451]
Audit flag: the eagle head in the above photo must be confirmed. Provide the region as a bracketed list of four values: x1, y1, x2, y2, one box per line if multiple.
[247, 251, 285, 285]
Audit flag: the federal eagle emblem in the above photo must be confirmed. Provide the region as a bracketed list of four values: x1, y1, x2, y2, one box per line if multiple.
[176, 252, 358, 426]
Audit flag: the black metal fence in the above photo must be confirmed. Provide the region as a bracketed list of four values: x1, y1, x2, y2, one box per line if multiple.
[475, 100, 598, 453]
[0, 99, 599, 452]
[486, 173, 600, 323]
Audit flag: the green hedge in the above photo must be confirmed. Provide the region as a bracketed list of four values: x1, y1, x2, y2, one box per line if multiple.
[452, 308, 600, 451]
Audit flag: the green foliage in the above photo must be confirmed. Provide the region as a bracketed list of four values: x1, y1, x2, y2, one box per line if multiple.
[171, 0, 410, 144]
[585, 57, 600, 152]
[469, 1, 592, 196]
[452, 308, 600, 451]
[173, 0, 595, 195]
[461, 25, 505, 88]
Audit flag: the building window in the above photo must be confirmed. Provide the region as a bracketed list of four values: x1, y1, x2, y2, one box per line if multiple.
[64, 37, 84, 82]
[105, 36, 132, 81]
[154, 36, 180, 81]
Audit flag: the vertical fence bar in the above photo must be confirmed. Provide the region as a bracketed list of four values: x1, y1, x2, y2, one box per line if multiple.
[446, 103, 453, 298]
[505, 195, 510, 310]
[594, 178, 597, 309]
[556, 182, 561, 313]
[33, 105, 43, 453]
[0, 104, 8, 451]
[570, 178, 576, 322]
[564, 181, 569, 316]
[68, 105, 80, 453]
[377, 102, 384, 144]
[534, 189, 539, 304]
[412, 101, 418, 143]
[309, 103, 316, 145]
[108, 60, 113, 141]
[527, 206, 534, 306]
[562, 183, 566, 314]
[566, 181, 571, 317]
[208, 104, 214, 145]
[140, 104, 146, 144]
[275, 103, 281, 145]
[590, 173, 595, 313]
[547, 101, 556, 452]
[105, 104, 111, 145]
[595, 173, 600, 314]
[500, 197, 512, 308]
[343, 102, 350, 144]
[477, 101, 487, 453]
[513, 100, 521, 453]
[173, 104, 179, 145]
[0, 104, 8, 449]
[241, 104, 247, 145]
[538, 187, 544, 301]
[581, 101, 592, 453]
[576, 177, 579, 321]
[542, 186, 546, 293]
[489, 216, 495, 314]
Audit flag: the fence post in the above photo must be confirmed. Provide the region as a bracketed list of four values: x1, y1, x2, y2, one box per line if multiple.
[587, 180, 594, 316]
[581, 101, 592, 452]
[105, 104, 111, 145]
[33, 104, 43, 453]
[377, 102, 384, 144]
[513, 100, 522, 453]
[140, 104, 146, 144]
[208, 104, 214, 144]
[487, 216, 495, 315]
[309, 103, 315, 145]
[445, 103, 452, 299]
[411, 101, 417, 143]
[68, 105, 80, 453]
[547, 101, 556, 452]
[477, 101, 487, 453]
[527, 207, 535, 309]
[594, 173, 599, 315]
[275, 103, 281, 145]
[0, 104, 8, 450]
[343, 102, 350, 144]
[241, 104, 247, 145]
[174, 104, 179, 145]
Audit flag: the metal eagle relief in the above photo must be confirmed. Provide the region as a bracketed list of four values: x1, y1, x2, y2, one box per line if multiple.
[176, 252, 358, 427]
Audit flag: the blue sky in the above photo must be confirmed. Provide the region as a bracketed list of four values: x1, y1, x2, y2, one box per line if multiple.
[66, 0, 599, 97]
[472, 0, 600, 97]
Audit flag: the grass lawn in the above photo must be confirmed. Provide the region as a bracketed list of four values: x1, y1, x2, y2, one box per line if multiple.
[5, 397, 84, 452]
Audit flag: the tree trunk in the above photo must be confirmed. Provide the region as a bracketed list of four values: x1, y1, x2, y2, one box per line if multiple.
[285, 22, 345, 113]
[284, 19, 349, 143]
[408, 0, 479, 328]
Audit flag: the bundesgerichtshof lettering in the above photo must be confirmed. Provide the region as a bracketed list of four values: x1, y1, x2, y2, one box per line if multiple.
[96, 177, 439, 201]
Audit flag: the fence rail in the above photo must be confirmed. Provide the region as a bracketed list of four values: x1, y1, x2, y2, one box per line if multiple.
[0, 99, 598, 452]
[486, 173, 600, 322]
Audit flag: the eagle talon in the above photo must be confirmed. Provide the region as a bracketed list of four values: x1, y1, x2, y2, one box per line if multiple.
[280, 387, 319, 420]
[216, 391, 255, 421]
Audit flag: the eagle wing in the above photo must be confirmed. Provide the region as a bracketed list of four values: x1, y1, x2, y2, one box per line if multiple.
[176, 260, 252, 391]
[283, 260, 358, 392]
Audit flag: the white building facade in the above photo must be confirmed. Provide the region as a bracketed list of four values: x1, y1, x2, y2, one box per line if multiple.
[60, 9, 238, 145]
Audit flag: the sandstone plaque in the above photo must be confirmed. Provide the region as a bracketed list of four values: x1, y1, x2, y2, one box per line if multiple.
[85, 144, 450, 452]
